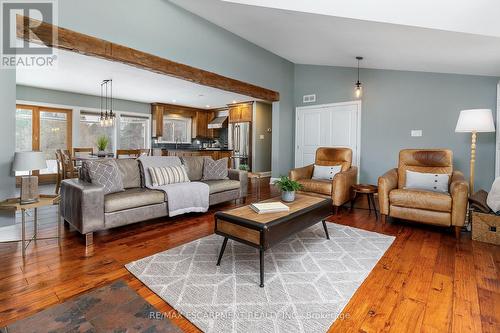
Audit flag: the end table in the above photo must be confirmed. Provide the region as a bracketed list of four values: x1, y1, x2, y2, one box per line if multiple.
[351, 184, 379, 220]
[0, 194, 61, 258]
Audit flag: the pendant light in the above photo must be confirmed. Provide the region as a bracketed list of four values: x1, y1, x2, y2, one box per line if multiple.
[355, 56, 363, 98]
[100, 79, 115, 127]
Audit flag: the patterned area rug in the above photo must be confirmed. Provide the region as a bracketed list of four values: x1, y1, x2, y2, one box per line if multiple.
[1, 280, 181, 333]
[126, 222, 395, 333]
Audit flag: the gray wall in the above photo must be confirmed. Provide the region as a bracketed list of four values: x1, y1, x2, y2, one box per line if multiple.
[0, 69, 16, 198]
[57, 0, 295, 177]
[17, 85, 150, 114]
[295, 64, 499, 190]
[253, 102, 273, 172]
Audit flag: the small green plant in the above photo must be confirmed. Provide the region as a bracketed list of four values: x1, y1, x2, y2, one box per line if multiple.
[96, 135, 110, 151]
[239, 164, 250, 171]
[274, 176, 302, 192]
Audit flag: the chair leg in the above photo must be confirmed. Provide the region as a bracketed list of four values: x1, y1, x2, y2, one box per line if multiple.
[85, 232, 93, 247]
[454, 226, 461, 240]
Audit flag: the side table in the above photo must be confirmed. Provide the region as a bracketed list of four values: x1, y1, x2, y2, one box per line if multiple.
[0, 194, 61, 258]
[351, 184, 379, 220]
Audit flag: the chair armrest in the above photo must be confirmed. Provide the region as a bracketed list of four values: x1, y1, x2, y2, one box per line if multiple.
[289, 164, 314, 181]
[450, 171, 469, 227]
[228, 169, 248, 198]
[60, 179, 105, 234]
[378, 168, 398, 215]
[331, 166, 358, 206]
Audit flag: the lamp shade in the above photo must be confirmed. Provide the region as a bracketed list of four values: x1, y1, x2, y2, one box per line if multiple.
[12, 151, 47, 172]
[455, 109, 495, 133]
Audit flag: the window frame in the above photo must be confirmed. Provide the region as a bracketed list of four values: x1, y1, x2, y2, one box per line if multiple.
[15, 104, 73, 183]
[158, 115, 192, 144]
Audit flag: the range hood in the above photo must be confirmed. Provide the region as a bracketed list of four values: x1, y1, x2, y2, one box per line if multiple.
[208, 116, 228, 129]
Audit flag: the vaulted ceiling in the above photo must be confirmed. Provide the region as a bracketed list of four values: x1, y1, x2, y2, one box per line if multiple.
[171, 0, 500, 76]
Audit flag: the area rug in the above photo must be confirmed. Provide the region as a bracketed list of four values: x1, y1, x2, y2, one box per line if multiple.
[1, 280, 181, 333]
[126, 222, 395, 333]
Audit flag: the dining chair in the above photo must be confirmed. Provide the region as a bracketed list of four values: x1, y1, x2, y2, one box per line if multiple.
[55, 149, 64, 194]
[73, 147, 93, 157]
[61, 150, 79, 180]
[116, 149, 149, 158]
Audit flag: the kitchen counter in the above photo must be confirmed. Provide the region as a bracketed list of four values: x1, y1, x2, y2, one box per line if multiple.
[160, 148, 233, 152]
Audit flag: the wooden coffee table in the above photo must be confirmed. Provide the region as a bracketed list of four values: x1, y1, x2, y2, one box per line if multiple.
[214, 194, 333, 287]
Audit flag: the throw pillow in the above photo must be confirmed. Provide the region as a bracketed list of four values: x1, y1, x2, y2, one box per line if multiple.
[84, 160, 124, 194]
[202, 157, 229, 180]
[405, 170, 450, 193]
[115, 158, 141, 189]
[181, 156, 205, 181]
[149, 165, 190, 186]
[487, 177, 500, 213]
[312, 165, 342, 180]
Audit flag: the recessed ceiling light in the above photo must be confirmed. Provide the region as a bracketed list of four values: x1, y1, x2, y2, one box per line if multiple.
[172, 99, 177, 103]
[199, 94, 204, 97]
[206, 105, 210, 108]
[232, 100, 237, 104]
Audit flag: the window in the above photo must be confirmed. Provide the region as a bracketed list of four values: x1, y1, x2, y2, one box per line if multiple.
[119, 115, 148, 149]
[15, 105, 71, 177]
[79, 112, 114, 152]
[161, 116, 191, 143]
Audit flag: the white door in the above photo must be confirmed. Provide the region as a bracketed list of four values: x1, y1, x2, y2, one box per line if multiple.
[295, 101, 361, 171]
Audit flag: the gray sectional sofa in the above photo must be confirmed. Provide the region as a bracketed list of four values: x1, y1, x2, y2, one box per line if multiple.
[60, 156, 248, 246]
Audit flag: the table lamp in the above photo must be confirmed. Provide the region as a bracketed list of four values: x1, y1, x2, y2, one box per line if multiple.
[455, 109, 495, 193]
[12, 151, 47, 204]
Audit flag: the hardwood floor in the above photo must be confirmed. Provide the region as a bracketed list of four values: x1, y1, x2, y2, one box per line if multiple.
[0, 181, 499, 332]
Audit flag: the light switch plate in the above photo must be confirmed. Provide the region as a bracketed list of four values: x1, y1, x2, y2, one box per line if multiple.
[411, 130, 423, 137]
[259, 134, 265, 140]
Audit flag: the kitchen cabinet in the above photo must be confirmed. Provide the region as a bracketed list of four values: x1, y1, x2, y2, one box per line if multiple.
[228, 102, 253, 123]
[151, 104, 164, 138]
[195, 111, 217, 138]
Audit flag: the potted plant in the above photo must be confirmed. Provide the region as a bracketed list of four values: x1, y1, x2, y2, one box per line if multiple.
[239, 164, 250, 171]
[274, 176, 302, 202]
[96, 135, 110, 157]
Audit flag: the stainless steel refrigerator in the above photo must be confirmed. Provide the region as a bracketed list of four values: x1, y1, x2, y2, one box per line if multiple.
[229, 122, 251, 170]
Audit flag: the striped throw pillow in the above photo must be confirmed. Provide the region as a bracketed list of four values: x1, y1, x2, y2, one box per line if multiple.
[149, 165, 190, 186]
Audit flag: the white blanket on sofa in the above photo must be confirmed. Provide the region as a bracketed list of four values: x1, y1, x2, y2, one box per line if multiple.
[138, 156, 209, 217]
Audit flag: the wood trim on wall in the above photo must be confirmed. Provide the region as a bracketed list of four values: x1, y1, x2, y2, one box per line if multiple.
[16, 16, 280, 102]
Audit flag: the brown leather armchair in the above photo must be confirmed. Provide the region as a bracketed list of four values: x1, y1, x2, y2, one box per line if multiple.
[378, 149, 469, 238]
[289, 147, 358, 212]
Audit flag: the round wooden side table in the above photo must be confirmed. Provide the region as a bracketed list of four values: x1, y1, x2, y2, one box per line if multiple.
[351, 184, 378, 220]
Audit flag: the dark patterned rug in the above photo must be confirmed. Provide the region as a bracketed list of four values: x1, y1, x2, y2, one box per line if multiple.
[1, 280, 181, 333]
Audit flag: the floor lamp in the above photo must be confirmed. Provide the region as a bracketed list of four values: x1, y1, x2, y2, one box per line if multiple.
[455, 109, 495, 194]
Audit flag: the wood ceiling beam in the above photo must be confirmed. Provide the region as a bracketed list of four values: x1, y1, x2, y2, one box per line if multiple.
[16, 15, 280, 102]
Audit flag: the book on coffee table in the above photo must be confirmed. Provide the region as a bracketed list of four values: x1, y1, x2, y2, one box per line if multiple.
[250, 202, 290, 214]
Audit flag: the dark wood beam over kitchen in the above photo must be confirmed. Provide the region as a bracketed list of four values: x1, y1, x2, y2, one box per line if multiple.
[16, 15, 280, 102]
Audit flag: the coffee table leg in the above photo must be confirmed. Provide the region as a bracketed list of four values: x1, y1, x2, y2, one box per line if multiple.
[322, 220, 330, 240]
[259, 249, 264, 288]
[216, 237, 228, 266]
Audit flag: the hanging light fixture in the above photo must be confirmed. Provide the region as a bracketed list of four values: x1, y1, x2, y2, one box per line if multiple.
[100, 79, 115, 127]
[355, 56, 363, 98]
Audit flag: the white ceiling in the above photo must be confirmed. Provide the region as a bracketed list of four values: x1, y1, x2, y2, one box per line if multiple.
[16, 49, 255, 108]
[172, 0, 500, 76]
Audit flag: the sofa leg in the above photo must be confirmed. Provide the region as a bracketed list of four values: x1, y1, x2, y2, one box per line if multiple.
[64, 219, 70, 228]
[332, 206, 339, 215]
[381, 214, 387, 224]
[454, 226, 461, 240]
[85, 232, 94, 247]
